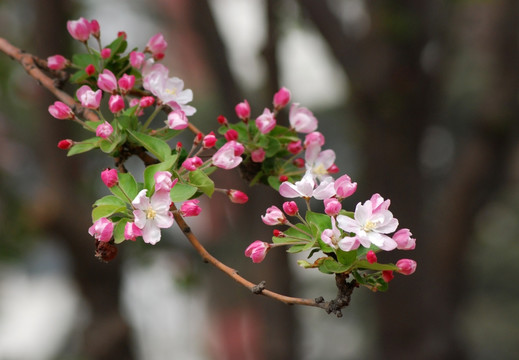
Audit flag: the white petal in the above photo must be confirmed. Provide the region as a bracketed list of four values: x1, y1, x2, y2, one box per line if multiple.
[142, 222, 161, 245]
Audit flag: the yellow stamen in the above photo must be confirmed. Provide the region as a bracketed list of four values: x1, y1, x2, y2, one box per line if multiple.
[146, 206, 156, 220]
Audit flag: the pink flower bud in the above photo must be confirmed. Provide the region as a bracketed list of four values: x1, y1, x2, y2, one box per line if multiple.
[67, 17, 91, 42]
[154, 171, 176, 192]
[261, 206, 286, 225]
[140, 96, 155, 108]
[203, 131, 217, 149]
[88, 217, 114, 242]
[146, 33, 168, 57]
[180, 199, 202, 217]
[282, 201, 298, 216]
[396, 259, 417, 275]
[118, 74, 135, 93]
[334, 174, 357, 198]
[392, 229, 416, 250]
[293, 158, 305, 168]
[90, 19, 100, 38]
[324, 198, 342, 216]
[182, 156, 203, 171]
[382, 270, 394, 283]
[304, 131, 325, 147]
[101, 168, 118, 187]
[109, 95, 125, 113]
[235, 100, 250, 120]
[273, 87, 291, 109]
[224, 129, 239, 141]
[327, 164, 339, 174]
[48, 101, 74, 120]
[96, 122, 113, 139]
[217, 115, 228, 125]
[255, 108, 277, 134]
[117, 31, 127, 40]
[101, 48, 111, 59]
[287, 140, 303, 154]
[166, 110, 189, 130]
[251, 148, 266, 163]
[194, 132, 203, 146]
[212, 141, 243, 170]
[130, 51, 145, 69]
[226, 189, 248, 204]
[47, 55, 67, 70]
[289, 103, 318, 133]
[76, 85, 102, 109]
[279, 175, 288, 182]
[273, 229, 285, 238]
[85, 64, 96, 76]
[124, 222, 142, 241]
[57, 139, 74, 150]
[97, 69, 118, 93]
[245, 240, 271, 263]
[366, 250, 377, 264]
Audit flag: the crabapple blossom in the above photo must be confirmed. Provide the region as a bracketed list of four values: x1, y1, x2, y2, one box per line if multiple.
[100, 168, 118, 188]
[279, 171, 335, 200]
[255, 108, 276, 134]
[334, 174, 357, 198]
[324, 198, 342, 216]
[100, 48, 111, 59]
[57, 139, 74, 150]
[293, 158, 305, 168]
[245, 241, 270, 263]
[224, 129, 239, 141]
[304, 131, 325, 147]
[132, 189, 174, 245]
[48, 101, 74, 119]
[130, 51, 145, 69]
[154, 171, 176, 192]
[139, 96, 155, 108]
[321, 217, 341, 249]
[85, 64, 95, 76]
[118, 74, 135, 93]
[108, 95, 124, 113]
[88, 217, 114, 242]
[396, 259, 417, 275]
[212, 141, 244, 170]
[366, 250, 377, 264]
[251, 148, 266, 163]
[124, 222, 142, 241]
[289, 103, 318, 133]
[327, 164, 339, 174]
[67, 17, 91, 42]
[226, 189, 248, 204]
[392, 228, 416, 250]
[235, 100, 250, 120]
[47, 55, 67, 70]
[382, 270, 394, 282]
[96, 122, 113, 139]
[146, 33, 168, 58]
[203, 132, 217, 148]
[182, 156, 203, 171]
[90, 19, 100, 38]
[261, 206, 286, 225]
[166, 110, 189, 130]
[336, 196, 399, 251]
[97, 69, 118, 93]
[76, 85, 101, 109]
[287, 140, 303, 154]
[273, 87, 291, 109]
[282, 201, 298, 216]
[305, 143, 336, 180]
[180, 199, 202, 217]
[217, 115, 228, 125]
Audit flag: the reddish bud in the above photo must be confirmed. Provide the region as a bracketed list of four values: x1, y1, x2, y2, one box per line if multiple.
[217, 115, 228, 125]
[224, 129, 239, 141]
[48, 101, 74, 120]
[327, 164, 339, 174]
[227, 189, 249, 204]
[85, 64, 96, 76]
[273, 229, 285, 238]
[139, 96, 155, 108]
[382, 270, 394, 283]
[194, 132, 203, 145]
[57, 139, 74, 150]
[90, 19, 101, 38]
[287, 140, 303, 154]
[273, 87, 291, 109]
[235, 100, 251, 120]
[101, 48, 111, 59]
[101, 168, 118, 188]
[203, 131, 217, 149]
[279, 175, 288, 182]
[108, 95, 125, 113]
[366, 250, 377, 264]
[396, 259, 417, 275]
[117, 31, 127, 40]
[245, 240, 270, 263]
[47, 55, 67, 70]
[251, 148, 266, 163]
[293, 158, 305, 168]
[282, 201, 298, 216]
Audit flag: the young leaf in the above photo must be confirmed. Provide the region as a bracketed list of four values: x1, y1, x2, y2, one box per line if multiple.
[67, 137, 100, 156]
[128, 130, 171, 162]
[336, 249, 357, 267]
[318, 257, 350, 274]
[110, 172, 139, 202]
[113, 218, 129, 244]
[143, 154, 177, 191]
[170, 183, 198, 202]
[189, 170, 214, 197]
[92, 204, 127, 222]
[93, 195, 126, 208]
[355, 260, 399, 272]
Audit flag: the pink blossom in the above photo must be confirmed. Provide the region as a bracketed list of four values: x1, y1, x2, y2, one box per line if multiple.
[166, 110, 189, 130]
[324, 198, 342, 216]
[227, 189, 248, 204]
[130, 51, 145, 69]
[57, 139, 74, 150]
[76, 85, 102, 109]
[251, 148, 266, 163]
[245, 241, 270, 263]
[182, 156, 203, 171]
[96, 122, 113, 139]
[336, 196, 399, 251]
[305, 143, 336, 180]
[85, 64, 96, 76]
[154, 171, 176, 192]
[224, 129, 239, 141]
[47, 55, 67, 70]
[180, 199, 202, 217]
[279, 172, 335, 200]
[97, 69, 118, 93]
[109, 95, 125, 113]
[293, 158, 305, 168]
[203, 131, 217, 149]
[392, 228, 416, 250]
[282, 201, 298, 216]
[396, 259, 417, 275]
[90, 19, 100, 38]
[124, 222, 142, 241]
[334, 174, 357, 198]
[140, 96, 155, 108]
[321, 217, 341, 249]
[261, 206, 286, 225]
[100, 48, 111, 59]
[88, 217, 114, 242]
[255, 108, 276, 134]
[101, 168, 118, 188]
[67, 17, 91, 42]
[48, 101, 74, 120]
[287, 140, 303, 154]
[212, 141, 244, 170]
[132, 189, 174, 245]
[118, 74, 135, 93]
[273, 87, 291, 109]
[146, 33, 168, 57]
[366, 250, 377, 264]
[235, 100, 251, 120]
[289, 103, 318, 133]
[304, 131, 325, 147]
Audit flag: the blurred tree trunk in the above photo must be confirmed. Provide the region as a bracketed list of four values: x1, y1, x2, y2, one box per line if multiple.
[31, 0, 133, 358]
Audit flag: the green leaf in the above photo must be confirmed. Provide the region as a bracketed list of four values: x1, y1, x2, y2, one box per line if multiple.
[170, 183, 198, 202]
[113, 218, 129, 244]
[110, 172, 139, 202]
[143, 155, 177, 192]
[67, 137, 100, 156]
[287, 243, 309, 253]
[264, 137, 282, 157]
[117, 115, 138, 131]
[106, 35, 127, 56]
[355, 260, 399, 272]
[189, 169, 214, 197]
[92, 205, 127, 222]
[267, 175, 281, 191]
[306, 211, 332, 235]
[128, 130, 171, 162]
[336, 249, 357, 267]
[93, 195, 126, 208]
[72, 53, 98, 69]
[318, 257, 350, 274]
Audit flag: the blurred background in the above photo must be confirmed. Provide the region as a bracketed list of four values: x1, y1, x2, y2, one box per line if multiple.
[1, 0, 519, 359]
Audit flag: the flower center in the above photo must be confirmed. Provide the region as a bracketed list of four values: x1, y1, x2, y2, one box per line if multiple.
[165, 87, 177, 96]
[146, 206, 157, 220]
[363, 220, 377, 232]
[312, 164, 328, 176]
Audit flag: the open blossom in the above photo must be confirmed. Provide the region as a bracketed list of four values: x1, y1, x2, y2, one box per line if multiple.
[261, 206, 286, 225]
[67, 17, 91, 42]
[146, 33, 168, 57]
[255, 108, 276, 134]
[88, 217, 114, 242]
[97, 69, 118, 93]
[305, 143, 336, 180]
[130, 51, 145, 69]
[336, 195, 399, 251]
[47, 55, 67, 70]
[279, 171, 335, 200]
[212, 141, 244, 170]
[245, 240, 270, 263]
[180, 199, 202, 217]
[393, 228, 416, 250]
[124, 222, 142, 241]
[48, 101, 74, 120]
[76, 85, 102, 109]
[334, 174, 357, 198]
[289, 103, 318, 133]
[166, 110, 189, 130]
[96, 122, 113, 139]
[132, 189, 174, 245]
[321, 217, 341, 249]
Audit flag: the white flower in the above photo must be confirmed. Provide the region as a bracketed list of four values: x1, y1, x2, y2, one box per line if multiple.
[305, 143, 336, 180]
[132, 189, 174, 245]
[279, 171, 335, 200]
